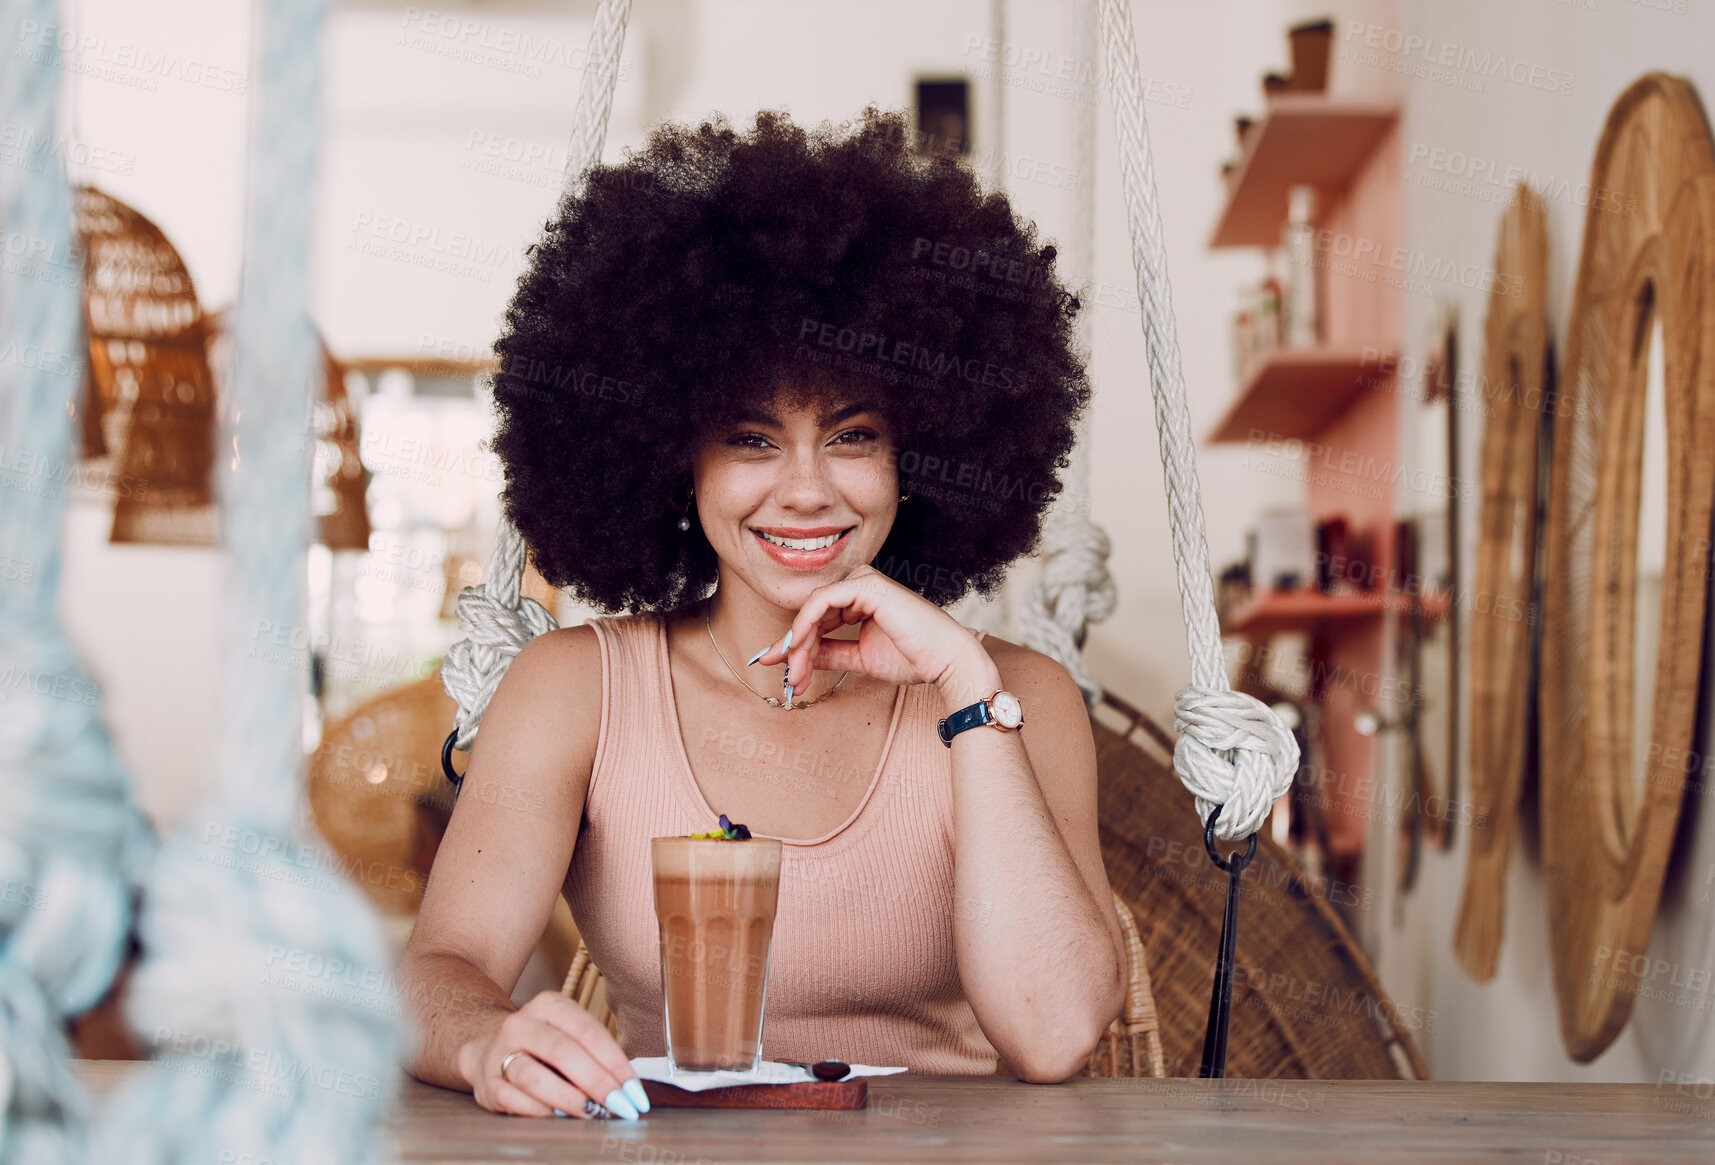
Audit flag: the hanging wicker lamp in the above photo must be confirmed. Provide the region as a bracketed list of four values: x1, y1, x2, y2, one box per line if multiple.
[205, 307, 373, 552]
[73, 184, 371, 550]
[75, 185, 220, 545]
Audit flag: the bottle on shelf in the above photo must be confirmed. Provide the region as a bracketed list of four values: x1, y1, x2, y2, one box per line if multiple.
[1232, 304, 1256, 385]
[1282, 183, 1319, 347]
[1256, 262, 1283, 358]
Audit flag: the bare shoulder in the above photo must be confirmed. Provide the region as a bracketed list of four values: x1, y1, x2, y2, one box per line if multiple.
[972, 632, 1084, 708]
[966, 631, 1092, 754]
[464, 621, 605, 793]
[514, 621, 602, 695]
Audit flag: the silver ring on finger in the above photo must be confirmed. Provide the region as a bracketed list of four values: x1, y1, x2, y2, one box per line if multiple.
[500, 1050, 527, 1082]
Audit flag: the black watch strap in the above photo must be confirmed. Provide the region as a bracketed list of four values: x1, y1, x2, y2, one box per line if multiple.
[937, 698, 992, 747]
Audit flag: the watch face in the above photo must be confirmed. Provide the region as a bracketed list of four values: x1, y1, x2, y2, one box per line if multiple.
[991, 691, 1023, 728]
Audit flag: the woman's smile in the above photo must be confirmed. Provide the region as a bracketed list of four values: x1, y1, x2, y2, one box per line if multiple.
[750, 523, 856, 570]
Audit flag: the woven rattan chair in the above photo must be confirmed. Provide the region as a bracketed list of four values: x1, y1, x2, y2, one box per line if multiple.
[1093, 691, 1428, 1079]
[306, 670, 583, 977]
[559, 888, 1167, 1079]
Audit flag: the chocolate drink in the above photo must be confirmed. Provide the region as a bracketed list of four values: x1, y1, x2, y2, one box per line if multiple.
[651, 835, 783, 1072]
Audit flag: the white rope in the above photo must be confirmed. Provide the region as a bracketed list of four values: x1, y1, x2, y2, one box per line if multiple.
[1097, 0, 1297, 840]
[0, 0, 157, 1157]
[1017, 0, 1117, 707]
[442, 0, 632, 752]
[94, 2, 399, 1160]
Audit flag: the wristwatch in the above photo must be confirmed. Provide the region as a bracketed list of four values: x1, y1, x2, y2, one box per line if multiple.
[938, 689, 1024, 747]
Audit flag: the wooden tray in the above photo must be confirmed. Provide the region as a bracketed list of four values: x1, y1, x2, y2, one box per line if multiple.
[639, 1078, 868, 1110]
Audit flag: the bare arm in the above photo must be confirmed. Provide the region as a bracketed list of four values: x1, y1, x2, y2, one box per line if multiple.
[397, 626, 645, 1118]
[939, 637, 1127, 1083]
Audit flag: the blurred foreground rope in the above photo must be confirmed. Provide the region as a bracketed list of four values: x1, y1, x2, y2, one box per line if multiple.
[93, 2, 400, 1162]
[0, 0, 157, 1160]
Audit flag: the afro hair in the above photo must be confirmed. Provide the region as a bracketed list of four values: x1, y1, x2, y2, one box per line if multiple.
[488, 103, 1091, 614]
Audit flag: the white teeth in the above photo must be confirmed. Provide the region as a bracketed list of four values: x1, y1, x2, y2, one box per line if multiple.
[758, 530, 841, 551]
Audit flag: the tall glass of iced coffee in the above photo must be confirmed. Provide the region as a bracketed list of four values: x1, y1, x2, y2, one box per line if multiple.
[651, 831, 783, 1072]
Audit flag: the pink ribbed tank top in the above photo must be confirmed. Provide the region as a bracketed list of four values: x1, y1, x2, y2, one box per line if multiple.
[561, 611, 1000, 1074]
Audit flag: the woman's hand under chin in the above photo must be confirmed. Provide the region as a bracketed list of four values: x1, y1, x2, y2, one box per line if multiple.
[752, 564, 998, 698]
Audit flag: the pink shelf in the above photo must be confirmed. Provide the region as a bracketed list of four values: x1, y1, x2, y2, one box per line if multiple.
[1222, 588, 1449, 639]
[1207, 347, 1394, 445]
[1210, 96, 1399, 249]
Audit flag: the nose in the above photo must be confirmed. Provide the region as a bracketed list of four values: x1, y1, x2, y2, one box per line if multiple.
[775, 444, 839, 511]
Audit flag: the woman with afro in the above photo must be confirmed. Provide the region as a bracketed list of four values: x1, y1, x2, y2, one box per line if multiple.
[398, 105, 1126, 1119]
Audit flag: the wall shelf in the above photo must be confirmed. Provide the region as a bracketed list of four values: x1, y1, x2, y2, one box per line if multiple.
[1208, 72, 1403, 889]
[1222, 588, 1448, 639]
[1208, 347, 1394, 445]
[1211, 96, 1399, 248]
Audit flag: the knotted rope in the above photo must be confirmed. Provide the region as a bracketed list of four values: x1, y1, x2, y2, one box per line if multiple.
[1017, 0, 1117, 707]
[440, 0, 632, 755]
[1097, 0, 1298, 840]
[0, 0, 157, 1157]
[95, 2, 400, 1160]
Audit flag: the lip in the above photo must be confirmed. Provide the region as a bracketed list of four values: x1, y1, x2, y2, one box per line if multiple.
[750, 526, 853, 570]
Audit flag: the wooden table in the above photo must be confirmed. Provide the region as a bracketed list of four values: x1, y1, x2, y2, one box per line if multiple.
[73, 1060, 1712, 1163]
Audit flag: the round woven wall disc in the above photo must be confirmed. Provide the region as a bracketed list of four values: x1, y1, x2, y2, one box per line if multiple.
[1540, 72, 1715, 1062]
[1454, 185, 1551, 984]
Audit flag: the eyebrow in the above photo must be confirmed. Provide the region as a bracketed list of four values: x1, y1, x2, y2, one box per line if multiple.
[730, 401, 880, 427]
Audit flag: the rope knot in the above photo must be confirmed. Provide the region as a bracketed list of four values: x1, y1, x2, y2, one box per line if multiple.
[1172, 686, 1300, 841]
[440, 581, 558, 752]
[1019, 514, 1117, 707]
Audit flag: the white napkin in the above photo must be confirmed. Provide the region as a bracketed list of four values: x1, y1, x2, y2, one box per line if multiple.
[629, 1056, 906, 1092]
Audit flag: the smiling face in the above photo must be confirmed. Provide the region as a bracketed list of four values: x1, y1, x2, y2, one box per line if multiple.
[690, 389, 898, 608]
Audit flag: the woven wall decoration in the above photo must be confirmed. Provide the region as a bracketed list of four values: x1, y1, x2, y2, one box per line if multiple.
[1539, 72, 1715, 1060]
[1454, 185, 1552, 983]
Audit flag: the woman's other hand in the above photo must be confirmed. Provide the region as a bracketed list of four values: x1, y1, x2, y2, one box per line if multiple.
[458, 991, 648, 1120]
[751, 564, 995, 698]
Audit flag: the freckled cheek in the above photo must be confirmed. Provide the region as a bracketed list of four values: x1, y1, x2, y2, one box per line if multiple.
[835, 462, 896, 510]
[697, 468, 773, 521]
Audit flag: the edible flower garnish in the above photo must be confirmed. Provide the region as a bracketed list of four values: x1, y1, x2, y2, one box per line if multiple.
[690, 813, 752, 840]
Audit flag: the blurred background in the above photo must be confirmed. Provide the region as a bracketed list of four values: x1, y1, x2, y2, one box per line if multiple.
[28, 0, 1715, 1086]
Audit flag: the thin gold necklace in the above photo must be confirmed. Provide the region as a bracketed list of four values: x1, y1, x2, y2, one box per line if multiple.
[704, 602, 849, 709]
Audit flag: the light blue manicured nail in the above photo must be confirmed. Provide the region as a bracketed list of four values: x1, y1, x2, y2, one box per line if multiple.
[784, 683, 794, 709]
[553, 1108, 569, 1118]
[622, 1078, 650, 1113]
[782, 628, 794, 651]
[745, 646, 766, 666]
[605, 1087, 640, 1121]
